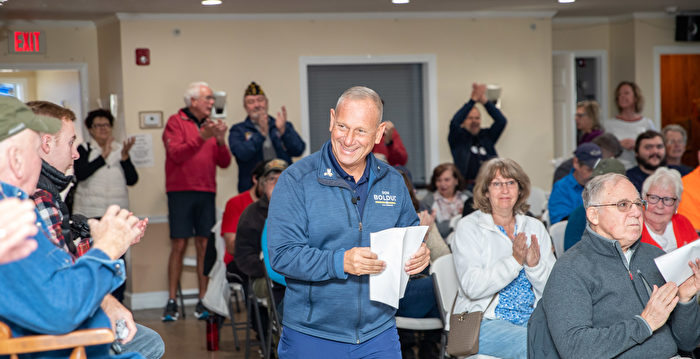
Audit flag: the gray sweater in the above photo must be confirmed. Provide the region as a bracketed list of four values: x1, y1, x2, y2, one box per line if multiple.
[540, 227, 700, 359]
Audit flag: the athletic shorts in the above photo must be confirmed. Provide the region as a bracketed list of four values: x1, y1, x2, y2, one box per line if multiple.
[166, 191, 216, 239]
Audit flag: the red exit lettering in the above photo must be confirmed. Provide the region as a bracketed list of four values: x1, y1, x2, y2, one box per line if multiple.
[14, 32, 41, 52]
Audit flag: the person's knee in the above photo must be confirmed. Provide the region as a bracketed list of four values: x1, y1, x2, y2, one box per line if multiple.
[170, 239, 187, 254]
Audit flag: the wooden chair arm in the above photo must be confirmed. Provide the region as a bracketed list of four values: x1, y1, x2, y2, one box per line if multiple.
[0, 322, 114, 355]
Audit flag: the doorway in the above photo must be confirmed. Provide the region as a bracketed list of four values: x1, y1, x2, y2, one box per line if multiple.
[300, 55, 438, 186]
[654, 47, 700, 168]
[551, 50, 608, 159]
[0, 63, 88, 142]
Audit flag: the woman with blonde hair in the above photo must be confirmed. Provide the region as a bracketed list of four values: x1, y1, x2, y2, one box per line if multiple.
[452, 158, 556, 358]
[575, 100, 603, 145]
[606, 81, 655, 168]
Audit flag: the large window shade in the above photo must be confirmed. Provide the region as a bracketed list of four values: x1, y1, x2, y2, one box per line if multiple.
[307, 63, 426, 185]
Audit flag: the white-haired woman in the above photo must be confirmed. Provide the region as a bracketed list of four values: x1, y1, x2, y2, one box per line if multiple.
[640, 167, 698, 252]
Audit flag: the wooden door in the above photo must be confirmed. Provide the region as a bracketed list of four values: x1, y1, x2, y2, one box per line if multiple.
[660, 54, 700, 168]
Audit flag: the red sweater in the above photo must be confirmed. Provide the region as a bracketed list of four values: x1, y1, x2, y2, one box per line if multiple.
[641, 213, 698, 251]
[163, 109, 231, 193]
[372, 129, 408, 166]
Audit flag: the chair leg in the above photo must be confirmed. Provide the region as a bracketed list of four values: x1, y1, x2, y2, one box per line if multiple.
[251, 295, 267, 359]
[177, 280, 186, 319]
[233, 288, 241, 313]
[439, 331, 447, 359]
[227, 293, 240, 351]
[69, 346, 86, 359]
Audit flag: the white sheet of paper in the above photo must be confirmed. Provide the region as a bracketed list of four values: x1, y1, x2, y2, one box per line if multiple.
[654, 239, 700, 285]
[369, 225, 428, 309]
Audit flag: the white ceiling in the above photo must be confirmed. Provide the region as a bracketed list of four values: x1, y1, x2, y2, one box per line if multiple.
[0, 0, 698, 21]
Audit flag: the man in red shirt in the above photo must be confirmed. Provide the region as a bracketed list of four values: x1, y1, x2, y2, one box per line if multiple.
[162, 81, 231, 321]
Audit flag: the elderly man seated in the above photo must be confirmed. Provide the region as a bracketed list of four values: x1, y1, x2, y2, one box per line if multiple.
[535, 173, 700, 358]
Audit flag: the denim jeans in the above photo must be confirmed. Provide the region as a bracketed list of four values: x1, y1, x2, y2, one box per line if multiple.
[478, 318, 527, 359]
[112, 323, 165, 359]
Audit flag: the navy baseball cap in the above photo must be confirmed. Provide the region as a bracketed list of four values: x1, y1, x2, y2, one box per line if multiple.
[574, 143, 602, 168]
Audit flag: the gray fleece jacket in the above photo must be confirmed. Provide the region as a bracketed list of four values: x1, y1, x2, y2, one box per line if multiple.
[538, 227, 700, 359]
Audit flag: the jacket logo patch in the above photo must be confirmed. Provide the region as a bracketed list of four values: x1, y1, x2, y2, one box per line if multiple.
[245, 131, 253, 140]
[374, 190, 396, 206]
[324, 168, 333, 177]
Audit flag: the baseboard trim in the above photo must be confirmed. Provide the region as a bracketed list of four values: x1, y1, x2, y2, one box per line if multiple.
[126, 290, 200, 310]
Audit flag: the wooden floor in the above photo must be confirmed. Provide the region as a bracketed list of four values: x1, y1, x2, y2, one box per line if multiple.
[133, 303, 260, 359]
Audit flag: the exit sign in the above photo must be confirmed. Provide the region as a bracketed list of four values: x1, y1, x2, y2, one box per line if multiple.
[8, 31, 46, 54]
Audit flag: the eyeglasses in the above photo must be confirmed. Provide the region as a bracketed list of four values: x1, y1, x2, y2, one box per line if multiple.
[92, 123, 111, 129]
[645, 194, 677, 207]
[666, 139, 685, 145]
[589, 199, 647, 212]
[200, 95, 216, 101]
[489, 180, 518, 189]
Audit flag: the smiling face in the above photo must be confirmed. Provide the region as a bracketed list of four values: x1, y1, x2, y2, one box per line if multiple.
[643, 183, 677, 229]
[329, 98, 385, 178]
[485, 170, 519, 214]
[587, 179, 643, 250]
[88, 116, 112, 145]
[462, 107, 481, 136]
[244, 94, 268, 122]
[43, 118, 79, 173]
[436, 169, 459, 199]
[616, 84, 636, 112]
[665, 130, 685, 161]
[636, 136, 665, 171]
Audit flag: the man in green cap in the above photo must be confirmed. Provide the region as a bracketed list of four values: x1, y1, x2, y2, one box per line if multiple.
[0, 95, 145, 358]
[229, 81, 306, 193]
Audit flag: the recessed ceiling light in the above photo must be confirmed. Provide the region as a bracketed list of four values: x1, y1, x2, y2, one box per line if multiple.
[201, 0, 222, 5]
[392, 0, 409, 4]
[558, 0, 575, 3]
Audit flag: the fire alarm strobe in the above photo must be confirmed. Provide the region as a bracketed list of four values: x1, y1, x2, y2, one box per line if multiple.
[136, 48, 150, 66]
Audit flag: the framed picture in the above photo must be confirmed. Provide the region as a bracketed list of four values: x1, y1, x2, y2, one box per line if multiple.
[139, 111, 163, 129]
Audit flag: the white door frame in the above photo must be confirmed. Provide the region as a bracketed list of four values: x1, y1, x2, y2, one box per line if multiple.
[0, 62, 89, 137]
[552, 50, 609, 123]
[299, 55, 439, 180]
[653, 45, 700, 129]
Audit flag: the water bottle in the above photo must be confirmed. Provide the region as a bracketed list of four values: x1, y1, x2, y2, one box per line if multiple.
[206, 315, 219, 351]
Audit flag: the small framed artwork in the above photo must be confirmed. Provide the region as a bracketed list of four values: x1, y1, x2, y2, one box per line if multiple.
[139, 111, 163, 129]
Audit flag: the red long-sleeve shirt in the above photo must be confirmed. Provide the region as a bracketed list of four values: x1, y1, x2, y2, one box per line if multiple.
[163, 109, 231, 193]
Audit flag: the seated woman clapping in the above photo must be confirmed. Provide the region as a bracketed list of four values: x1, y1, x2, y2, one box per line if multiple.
[452, 158, 556, 359]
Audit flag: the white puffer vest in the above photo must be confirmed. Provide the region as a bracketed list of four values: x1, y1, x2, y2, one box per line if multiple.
[73, 140, 130, 218]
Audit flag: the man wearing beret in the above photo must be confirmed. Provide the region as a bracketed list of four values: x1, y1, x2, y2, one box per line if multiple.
[229, 82, 305, 193]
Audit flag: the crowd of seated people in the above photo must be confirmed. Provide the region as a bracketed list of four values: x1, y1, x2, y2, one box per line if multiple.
[2, 76, 700, 359]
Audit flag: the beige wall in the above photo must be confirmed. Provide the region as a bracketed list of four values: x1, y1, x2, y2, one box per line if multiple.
[553, 16, 700, 121]
[119, 16, 555, 217]
[0, 22, 101, 109]
[115, 15, 554, 297]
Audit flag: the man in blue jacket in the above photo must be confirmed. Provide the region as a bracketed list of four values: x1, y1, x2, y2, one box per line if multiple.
[229, 82, 305, 193]
[267, 86, 430, 358]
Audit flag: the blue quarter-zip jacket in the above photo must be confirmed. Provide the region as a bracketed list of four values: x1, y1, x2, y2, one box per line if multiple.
[267, 140, 419, 344]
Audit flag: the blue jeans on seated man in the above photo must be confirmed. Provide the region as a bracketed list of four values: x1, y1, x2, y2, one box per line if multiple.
[112, 323, 166, 359]
[478, 318, 527, 359]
